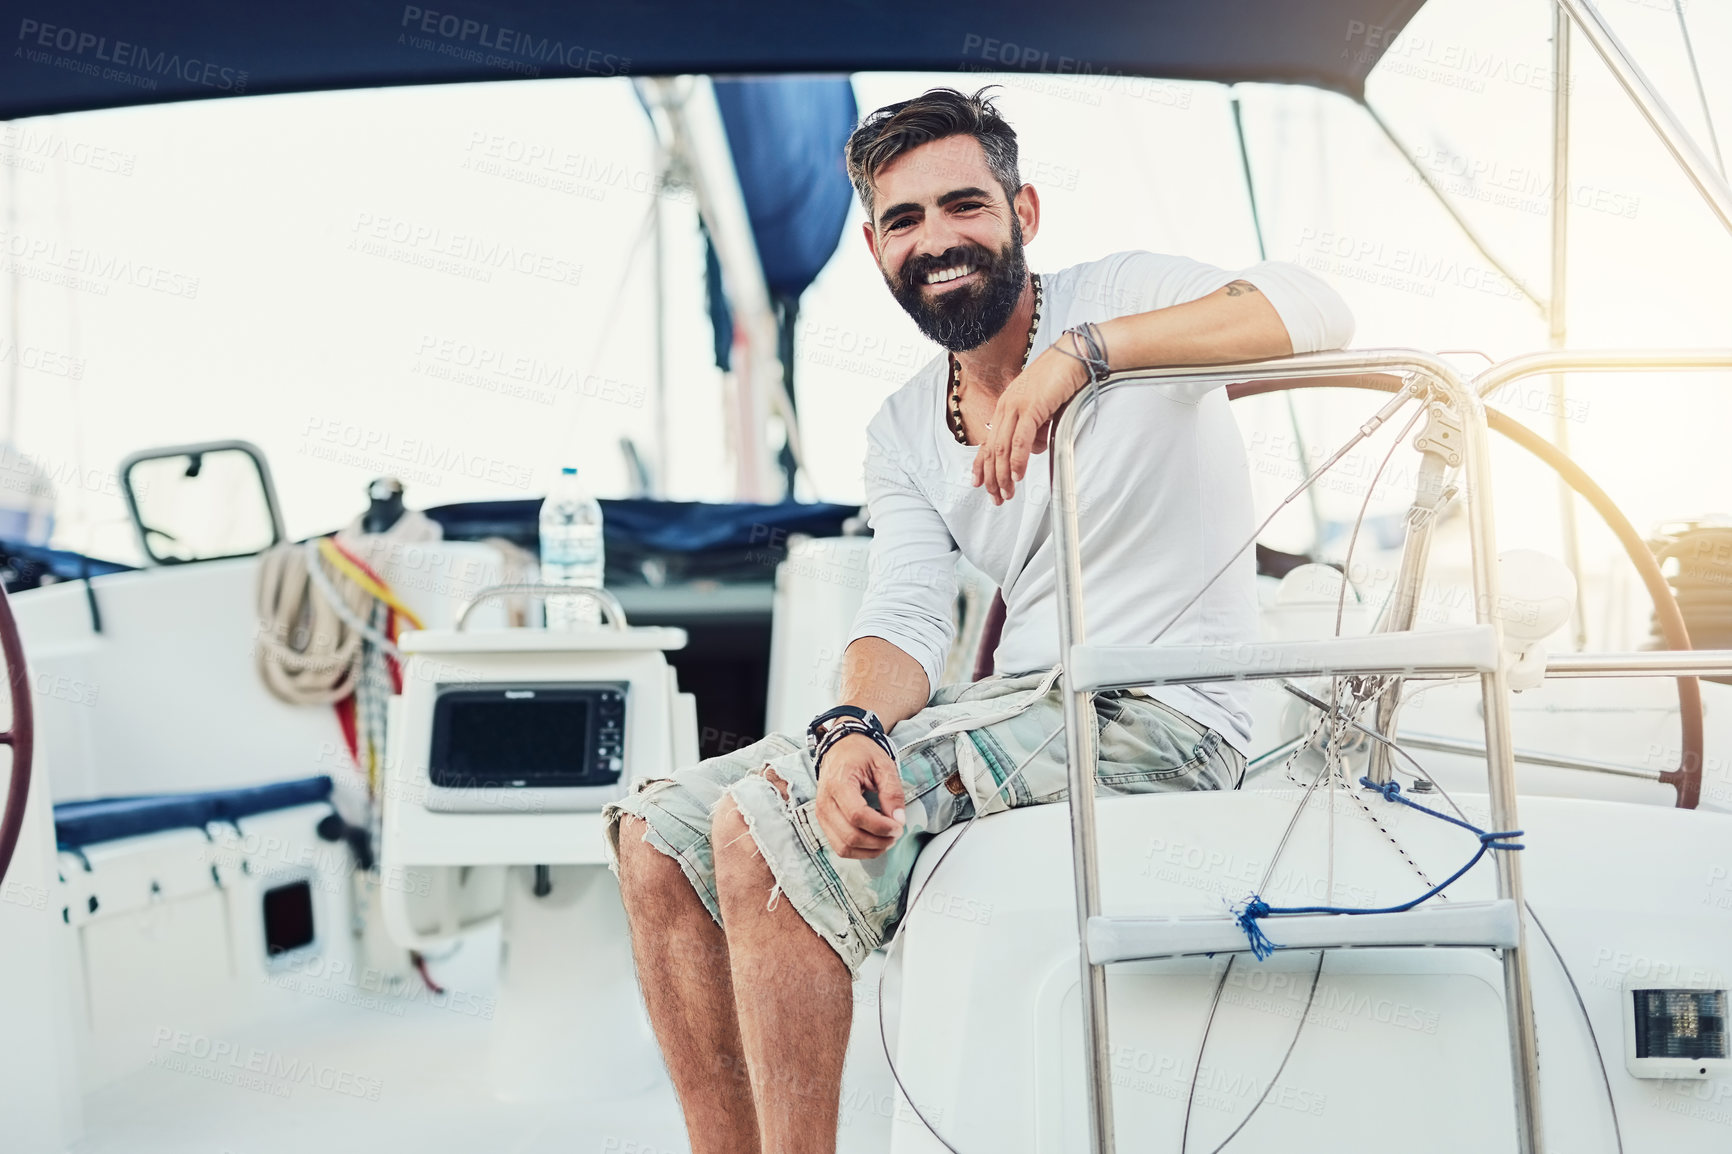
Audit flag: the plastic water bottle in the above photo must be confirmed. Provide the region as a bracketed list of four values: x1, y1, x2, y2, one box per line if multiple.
[539, 467, 605, 629]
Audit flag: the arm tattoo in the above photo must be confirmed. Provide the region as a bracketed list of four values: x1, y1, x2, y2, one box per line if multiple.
[1224, 279, 1261, 297]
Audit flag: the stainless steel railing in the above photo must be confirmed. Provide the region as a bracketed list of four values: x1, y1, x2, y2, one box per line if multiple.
[1051, 346, 1732, 1154]
[1051, 350, 1493, 1154]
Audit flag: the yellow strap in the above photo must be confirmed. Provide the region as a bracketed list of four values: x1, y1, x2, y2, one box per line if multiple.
[315, 538, 426, 631]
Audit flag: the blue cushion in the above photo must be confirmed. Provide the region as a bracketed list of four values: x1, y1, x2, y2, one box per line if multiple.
[54, 776, 333, 850]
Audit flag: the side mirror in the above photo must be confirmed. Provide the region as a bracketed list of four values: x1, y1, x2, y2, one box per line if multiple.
[119, 440, 287, 565]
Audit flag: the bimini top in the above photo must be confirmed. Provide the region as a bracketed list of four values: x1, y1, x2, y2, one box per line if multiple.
[0, 0, 1427, 120]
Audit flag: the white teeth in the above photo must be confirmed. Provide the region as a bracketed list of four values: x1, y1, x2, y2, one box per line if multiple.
[925, 265, 973, 285]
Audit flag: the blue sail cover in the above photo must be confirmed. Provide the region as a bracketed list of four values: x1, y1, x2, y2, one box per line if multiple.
[713, 77, 859, 303]
[424, 496, 858, 553]
[0, 2, 1428, 120]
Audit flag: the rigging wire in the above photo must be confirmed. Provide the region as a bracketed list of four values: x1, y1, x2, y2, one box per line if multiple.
[1148, 384, 1419, 647]
[52, 132, 90, 537]
[551, 197, 660, 468]
[3, 134, 15, 444]
[1229, 86, 1327, 554]
[1526, 903, 1627, 1154]
[1178, 729, 1327, 1154]
[1182, 399, 1424, 1152]
[1671, 0, 1726, 179]
[875, 717, 1070, 1154]
[1203, 951, 1326, 1154]
[1361, 103, 1546, 315]
[1312, 708, 1626, 1154]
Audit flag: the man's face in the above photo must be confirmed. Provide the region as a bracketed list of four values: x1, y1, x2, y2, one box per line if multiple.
[863, 134, 1039, 353]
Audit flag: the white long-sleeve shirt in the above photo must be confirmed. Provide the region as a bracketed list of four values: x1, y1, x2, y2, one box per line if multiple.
[843, 251, 1355, 751]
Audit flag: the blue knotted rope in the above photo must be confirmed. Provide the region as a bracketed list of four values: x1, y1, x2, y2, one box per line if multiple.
[1231, 777, 1524, 959]
[1231, 896, 1281, 961]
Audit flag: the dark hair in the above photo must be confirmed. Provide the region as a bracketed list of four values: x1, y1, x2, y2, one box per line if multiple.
[845, 86, 1022, 222]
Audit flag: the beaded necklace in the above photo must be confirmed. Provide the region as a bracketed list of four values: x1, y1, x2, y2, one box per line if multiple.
[946, 272, 1042, 446]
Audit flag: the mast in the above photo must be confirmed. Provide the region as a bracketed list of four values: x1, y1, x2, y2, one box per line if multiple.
[651, 145, 669, 498]
[638, 77, 799, 502]
[5, 148, 17, 444]
[1550, 8, 1588, 650]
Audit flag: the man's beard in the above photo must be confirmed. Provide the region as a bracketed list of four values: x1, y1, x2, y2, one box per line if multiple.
[886, 222, 1027, 353]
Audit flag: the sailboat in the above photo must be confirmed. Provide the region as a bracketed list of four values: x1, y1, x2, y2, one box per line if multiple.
[3, 3, 1731, 1152]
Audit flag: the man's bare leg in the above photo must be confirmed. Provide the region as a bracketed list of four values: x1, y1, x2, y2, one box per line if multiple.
[616, 815, 761, 1154]
[712, 796, 854, 1154]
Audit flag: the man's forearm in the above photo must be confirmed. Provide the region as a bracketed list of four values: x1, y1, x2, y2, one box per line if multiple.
[837, 636, 931, 730]
[1096, 279, 1292, 368]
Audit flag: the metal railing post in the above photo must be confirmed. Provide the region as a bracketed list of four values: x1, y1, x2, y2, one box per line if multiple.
[1052, 384, 1116, 1154]
[1459, 385, 1547, 1154]
[1367, 438, 1451, 784]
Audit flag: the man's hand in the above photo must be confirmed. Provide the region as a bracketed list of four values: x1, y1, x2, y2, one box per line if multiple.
[971, 346, 1088, 505]
[814, 733, 907, 859]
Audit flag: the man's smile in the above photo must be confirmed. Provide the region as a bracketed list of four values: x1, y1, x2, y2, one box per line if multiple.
[920, 265, 978, 292]
[884, 230, 1025, 351]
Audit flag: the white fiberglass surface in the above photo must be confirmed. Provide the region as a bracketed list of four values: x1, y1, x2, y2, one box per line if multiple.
[70, 925, 688, 1154]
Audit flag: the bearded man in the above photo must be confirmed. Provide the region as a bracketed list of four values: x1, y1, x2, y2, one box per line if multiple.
[605, 86, 1354, 1153]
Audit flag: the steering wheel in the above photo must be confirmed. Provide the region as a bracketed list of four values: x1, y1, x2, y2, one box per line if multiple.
[971, 374, 1704, 808]
[0, 579, 36, 884]
[1227, 374, 1703, 809]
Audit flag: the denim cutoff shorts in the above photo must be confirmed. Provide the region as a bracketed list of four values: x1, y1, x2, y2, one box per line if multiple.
[602, 666, 1245, 973]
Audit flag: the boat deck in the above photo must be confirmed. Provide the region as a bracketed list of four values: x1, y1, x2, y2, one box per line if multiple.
[72, 935, 692, 1154]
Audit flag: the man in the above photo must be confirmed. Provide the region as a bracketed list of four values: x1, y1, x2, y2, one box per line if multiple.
[604, 87, 1353, 1153]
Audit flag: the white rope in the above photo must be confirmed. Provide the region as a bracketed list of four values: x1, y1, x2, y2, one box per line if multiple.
[300, 540, 406, 661]
[253, 511, 441, 705]
[254, 540, 368, 706]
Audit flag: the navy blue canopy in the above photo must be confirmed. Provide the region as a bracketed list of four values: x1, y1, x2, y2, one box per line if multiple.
[0, 1, 1427, 121]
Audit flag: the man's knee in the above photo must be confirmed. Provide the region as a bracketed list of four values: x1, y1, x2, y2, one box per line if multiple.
[617, 815, 688, 916]
[712, 795, 773, 908]
[711, 796, 758, 874]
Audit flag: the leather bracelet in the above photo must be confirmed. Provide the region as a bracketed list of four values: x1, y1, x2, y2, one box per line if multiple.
[807, 704, 882, 753]
[815, 721, 895, 766]
[812, 719, 896, 778]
